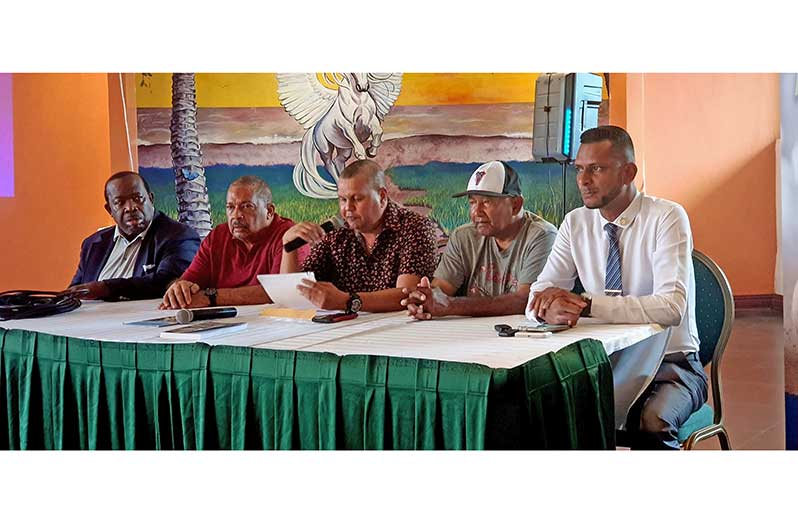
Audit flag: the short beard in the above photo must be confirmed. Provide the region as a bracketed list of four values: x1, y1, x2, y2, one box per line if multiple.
[583, 188, 622, 210]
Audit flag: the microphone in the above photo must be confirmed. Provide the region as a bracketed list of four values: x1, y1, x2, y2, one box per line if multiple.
[283, 215, 344, 253]
[176, 306, 238, 324]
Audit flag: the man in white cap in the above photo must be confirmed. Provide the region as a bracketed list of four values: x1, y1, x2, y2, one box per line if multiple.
[402, 160, 557, 319]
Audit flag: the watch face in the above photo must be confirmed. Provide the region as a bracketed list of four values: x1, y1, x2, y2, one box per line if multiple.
[349, 296, 362, 312]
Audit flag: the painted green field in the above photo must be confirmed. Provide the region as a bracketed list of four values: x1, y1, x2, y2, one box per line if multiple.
[388, 162, 581, 230]
[141, 165, 338, 226]
[141, 161, 582, 233]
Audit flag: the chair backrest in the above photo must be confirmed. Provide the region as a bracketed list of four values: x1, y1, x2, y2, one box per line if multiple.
[692, 249, 734, 422]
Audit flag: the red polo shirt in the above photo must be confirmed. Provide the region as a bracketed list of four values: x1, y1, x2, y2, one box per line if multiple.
[180, 214, 308, 289]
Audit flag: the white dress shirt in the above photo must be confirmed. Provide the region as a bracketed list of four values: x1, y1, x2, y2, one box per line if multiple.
[97, 222, 153, 282]
[526, 192, 699, 355]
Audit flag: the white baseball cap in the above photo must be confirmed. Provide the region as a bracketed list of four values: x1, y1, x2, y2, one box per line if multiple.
[452, 161, 522, 198]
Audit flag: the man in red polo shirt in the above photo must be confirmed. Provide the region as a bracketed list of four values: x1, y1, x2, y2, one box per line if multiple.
[160, 175, 308, 309]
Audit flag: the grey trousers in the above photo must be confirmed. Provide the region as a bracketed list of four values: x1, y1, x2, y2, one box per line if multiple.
[625, 351, 709, 450]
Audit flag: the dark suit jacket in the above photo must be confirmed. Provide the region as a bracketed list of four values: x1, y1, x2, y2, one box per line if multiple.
[69, 211, 201, 300]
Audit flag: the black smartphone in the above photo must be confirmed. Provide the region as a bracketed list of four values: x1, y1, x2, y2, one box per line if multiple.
[312, 312, 358, 323]
[494, 324, 517, 337]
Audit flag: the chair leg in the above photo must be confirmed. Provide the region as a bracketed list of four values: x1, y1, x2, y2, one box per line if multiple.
[682, 425, 731, 450]
[717, 427, 732, 450]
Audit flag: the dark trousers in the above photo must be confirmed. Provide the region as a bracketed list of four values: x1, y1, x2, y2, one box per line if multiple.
[625, 351, 708, 450]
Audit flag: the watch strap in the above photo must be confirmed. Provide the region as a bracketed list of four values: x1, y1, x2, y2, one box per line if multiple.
[346, 292, 362, 313]
[580, 293, 592, 317]
[204, 288, 218, 307]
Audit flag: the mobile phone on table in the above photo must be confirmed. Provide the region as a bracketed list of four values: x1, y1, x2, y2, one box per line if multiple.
[312, 312, 358, 323]
[516, 322, 571, 333]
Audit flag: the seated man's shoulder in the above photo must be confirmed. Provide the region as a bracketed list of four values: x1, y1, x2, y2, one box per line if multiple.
[155, 212, 201, 240]
[641, 194, 689, 220]
[393, 205, 436, 238]
[449, 221, 480, 243]
[275, 213, 295, 226]
[644, 193, 684, 209]
[83, 225, 115, 245]
[395, 204, 430, 223]
[565, 204, 590, 220]
[522, 210, 558, 235]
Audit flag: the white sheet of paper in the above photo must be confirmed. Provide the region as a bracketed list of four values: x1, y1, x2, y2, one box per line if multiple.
[257, 272, 317, 309]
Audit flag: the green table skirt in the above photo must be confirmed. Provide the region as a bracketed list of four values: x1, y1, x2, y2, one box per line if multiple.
[1, 328, 615, 450]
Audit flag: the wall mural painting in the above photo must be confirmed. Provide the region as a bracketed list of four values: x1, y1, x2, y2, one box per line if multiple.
[136, 73, 604, 247]
[169, 73, 212, 238]
[278, 73, 403, 198]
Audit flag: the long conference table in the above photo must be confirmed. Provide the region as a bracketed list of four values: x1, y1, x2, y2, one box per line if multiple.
[0, 300, 668, 450]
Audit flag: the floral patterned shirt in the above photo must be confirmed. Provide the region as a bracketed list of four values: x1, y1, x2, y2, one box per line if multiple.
[302, 201, 437, 293]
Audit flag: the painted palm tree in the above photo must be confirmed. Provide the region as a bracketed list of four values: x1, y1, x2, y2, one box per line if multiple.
[170, 73, 212, 238]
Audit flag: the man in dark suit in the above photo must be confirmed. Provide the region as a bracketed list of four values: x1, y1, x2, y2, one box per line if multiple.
[67, 171, 200, 301]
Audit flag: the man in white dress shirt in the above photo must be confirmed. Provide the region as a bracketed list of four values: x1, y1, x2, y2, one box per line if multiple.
[526, 125, 707, 450]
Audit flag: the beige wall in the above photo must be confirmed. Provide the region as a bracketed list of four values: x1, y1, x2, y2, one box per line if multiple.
[612, 73, 780, 296]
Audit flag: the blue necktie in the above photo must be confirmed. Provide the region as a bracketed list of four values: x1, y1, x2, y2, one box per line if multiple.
[604, 223, 623, 296]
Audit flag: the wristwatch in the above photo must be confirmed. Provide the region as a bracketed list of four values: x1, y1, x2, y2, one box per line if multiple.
[204, 287, 218, 307]
[346, 292, 362, 313]
[580, 293, 592, 317]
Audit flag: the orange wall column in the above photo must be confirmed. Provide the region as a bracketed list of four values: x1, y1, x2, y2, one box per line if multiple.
[0, 74, 115, 290]
[108, 73, 139, 173]
[608, 73, 627, 127]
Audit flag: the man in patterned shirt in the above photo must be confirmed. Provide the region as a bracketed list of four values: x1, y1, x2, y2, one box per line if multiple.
[280, 159, 437, 313]
[402, 160, 557, 319]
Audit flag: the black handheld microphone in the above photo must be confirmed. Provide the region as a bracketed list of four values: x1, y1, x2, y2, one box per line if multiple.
[283, 216, 344, 253]
[176, 307, 238, 324]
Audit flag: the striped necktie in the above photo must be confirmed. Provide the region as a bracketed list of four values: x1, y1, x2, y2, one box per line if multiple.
[604, 223, 623, 296]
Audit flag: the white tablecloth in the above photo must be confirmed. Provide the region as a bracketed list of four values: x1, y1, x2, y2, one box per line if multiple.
[0, 299, 662, 367]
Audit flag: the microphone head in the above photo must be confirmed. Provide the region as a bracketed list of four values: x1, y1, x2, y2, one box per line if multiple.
[326, 215, 345, 230]
[176, 309, 193, 324]
[285, 216, 345, 253]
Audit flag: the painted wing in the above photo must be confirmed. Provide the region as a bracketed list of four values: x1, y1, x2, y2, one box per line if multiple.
[276, 73, 337, 129]
[367, 73, 403, 121]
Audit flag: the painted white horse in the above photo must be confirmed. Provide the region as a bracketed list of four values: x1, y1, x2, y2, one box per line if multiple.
[277, 73, 403, 198]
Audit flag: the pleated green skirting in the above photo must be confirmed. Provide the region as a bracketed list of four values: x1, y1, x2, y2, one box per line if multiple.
[1, 328, 615, 450]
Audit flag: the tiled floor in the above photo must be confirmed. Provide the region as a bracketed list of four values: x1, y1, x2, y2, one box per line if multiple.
[692, 308, 785, 450]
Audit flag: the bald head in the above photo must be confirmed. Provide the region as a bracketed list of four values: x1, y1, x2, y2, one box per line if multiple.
[340, 159, 386, 192]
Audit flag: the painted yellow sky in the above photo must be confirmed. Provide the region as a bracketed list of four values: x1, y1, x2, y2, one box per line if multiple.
[136, 73, 608, 108]
[136, 73, 548, 108]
